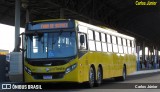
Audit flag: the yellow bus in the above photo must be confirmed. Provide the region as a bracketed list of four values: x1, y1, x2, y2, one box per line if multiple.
[22, 19, 136, 87]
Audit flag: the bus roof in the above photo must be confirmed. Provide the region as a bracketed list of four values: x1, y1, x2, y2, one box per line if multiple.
[30, 19, 135, 40]
[76, 20, 135, 40]
[33, 19, 71, 23]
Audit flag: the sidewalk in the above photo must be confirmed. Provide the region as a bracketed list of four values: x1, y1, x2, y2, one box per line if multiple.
[129, 69, 160, 76]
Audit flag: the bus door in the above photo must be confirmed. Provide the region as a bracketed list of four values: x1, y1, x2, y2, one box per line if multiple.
[78, 32, 88, 82]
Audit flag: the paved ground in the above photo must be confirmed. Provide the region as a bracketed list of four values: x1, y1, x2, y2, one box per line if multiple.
[0, 70, 160, 92]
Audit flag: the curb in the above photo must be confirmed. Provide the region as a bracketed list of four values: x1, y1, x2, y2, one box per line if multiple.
[129, 69, 160, 76]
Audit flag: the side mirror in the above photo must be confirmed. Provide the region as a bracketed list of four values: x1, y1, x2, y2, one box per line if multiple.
[14, 37, 21, 52]
[80, 35, 85, 44]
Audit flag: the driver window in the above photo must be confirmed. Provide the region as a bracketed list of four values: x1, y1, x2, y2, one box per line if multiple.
[78, 33, 87, 50]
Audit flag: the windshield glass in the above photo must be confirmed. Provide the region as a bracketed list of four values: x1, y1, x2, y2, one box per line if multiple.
[26, 31, 77, 59]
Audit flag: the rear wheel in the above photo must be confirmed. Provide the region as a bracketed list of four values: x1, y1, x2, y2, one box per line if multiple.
[115, 66, 126, 81]
[95, 67, 102, 86]
[122, 67, 126, 80]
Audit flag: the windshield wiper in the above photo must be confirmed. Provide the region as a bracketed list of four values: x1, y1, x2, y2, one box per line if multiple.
[70, 31, 73, 36]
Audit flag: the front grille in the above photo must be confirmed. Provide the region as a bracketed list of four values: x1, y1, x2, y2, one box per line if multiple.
[27, 60, 67, 66]
[32, 72, 65, 79]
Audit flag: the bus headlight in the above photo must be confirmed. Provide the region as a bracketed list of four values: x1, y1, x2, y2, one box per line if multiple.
[24, 66, 32, 75]
[65, 63, 77, 74]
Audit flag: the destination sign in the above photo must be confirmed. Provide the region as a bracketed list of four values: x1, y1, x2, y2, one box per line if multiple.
[28, 20, 74, 30]
[41, 23, 68, 29]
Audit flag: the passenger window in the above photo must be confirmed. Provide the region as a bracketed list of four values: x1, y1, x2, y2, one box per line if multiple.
[112, 36, 118, 53]
[112, 36, 117, 44]
[88, 30, 94, 40]
[108, 43, 112, 52]
[118, 45, 123, 53]
[102, 43, 107, 52]
[123, 38, 126, 46]
[117, 37, 122, 45]
[128, 47, 131, 54]
[96, 42, 102, 51]
[95, 31, 100, 41]
[89, 41, 96, 51]
[131, 41, 134, 47]
[127, 40, 131, 47]
[107, 34, 111, 43]
[101, 33, 106, 42]
[131, 40, 135, 54]
[117, 37, 123, 53]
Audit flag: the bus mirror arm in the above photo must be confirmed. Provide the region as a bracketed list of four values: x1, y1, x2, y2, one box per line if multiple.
[14, 37, 21, 52]
[17, 36, 26, 52]
[20, 48, 26, 52]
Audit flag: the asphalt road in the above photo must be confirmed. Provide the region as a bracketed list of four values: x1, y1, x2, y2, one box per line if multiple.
[1, 72, 160, 92]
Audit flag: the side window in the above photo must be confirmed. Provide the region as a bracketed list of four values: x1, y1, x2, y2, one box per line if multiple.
[107, 34, 112, 52]
[95, 31, 100, 41]
[131, 40, 134, 47]
[101, 33, 106, 42]
[95, 31, 101, 51]
[123, 38, 128, 54]
[131, 40, 135, 54]
[88, 30, 96, 51]
[89, 41, 95, 51]
[88, 30, 94, 40]
[127, 40, 131, 54]
[123, 38, 126, 46]
[101, 33, 107, 52]
[118, 37, 122, 45]
[107, 34, 111, 43]
[127, 40, 131, 47]
[112, 36, 118, 53]
[118, 37, 123, 53]
[112, 36, 117, 44]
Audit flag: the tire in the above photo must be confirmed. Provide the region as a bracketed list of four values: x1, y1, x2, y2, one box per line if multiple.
[84, 66, 95, 88]
[114, 66, 126, 81]
[122, 67, 126, 81]
[95, 67, 102, 87]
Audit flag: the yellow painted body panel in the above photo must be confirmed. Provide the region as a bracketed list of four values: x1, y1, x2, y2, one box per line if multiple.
[78, 51, 136, 82]
[24, 58, 81, 82]
[24, 51, 136, 83]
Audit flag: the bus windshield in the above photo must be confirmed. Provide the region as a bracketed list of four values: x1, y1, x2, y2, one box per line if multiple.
[26, 31, 77, 59]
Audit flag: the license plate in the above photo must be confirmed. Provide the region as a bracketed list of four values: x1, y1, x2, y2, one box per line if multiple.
[43, 75, 52, 79]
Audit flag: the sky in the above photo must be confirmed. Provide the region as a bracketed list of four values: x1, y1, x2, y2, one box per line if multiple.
[0, 23, 24, 52]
